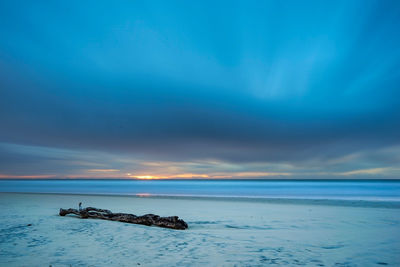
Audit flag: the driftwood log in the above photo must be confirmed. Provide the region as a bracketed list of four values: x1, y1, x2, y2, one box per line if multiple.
[59, 204, 188, 230]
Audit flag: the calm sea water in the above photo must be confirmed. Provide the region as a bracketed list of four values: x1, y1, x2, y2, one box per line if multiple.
[1, 179, 400, 201]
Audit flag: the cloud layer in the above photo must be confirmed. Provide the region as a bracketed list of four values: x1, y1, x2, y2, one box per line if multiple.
[0, 1, 400, 178]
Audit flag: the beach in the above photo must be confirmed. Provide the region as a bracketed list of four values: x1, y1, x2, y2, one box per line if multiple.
[2, 0, 400, 265]
[0, 192, 399, 266]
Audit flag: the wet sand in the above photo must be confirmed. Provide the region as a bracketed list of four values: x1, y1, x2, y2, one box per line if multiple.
[0, 193, 399, 266]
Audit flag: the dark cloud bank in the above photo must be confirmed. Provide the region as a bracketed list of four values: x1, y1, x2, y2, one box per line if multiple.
[0, 0, 400, 178]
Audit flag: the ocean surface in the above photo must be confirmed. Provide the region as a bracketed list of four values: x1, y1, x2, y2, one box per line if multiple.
[1, 179, 399, 201]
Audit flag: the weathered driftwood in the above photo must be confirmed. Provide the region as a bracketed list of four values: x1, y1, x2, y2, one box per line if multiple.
[59, 204, 188, 230]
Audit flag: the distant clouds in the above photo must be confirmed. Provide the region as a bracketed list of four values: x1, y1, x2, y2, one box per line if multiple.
[0, 142, 399, 179]
[0, 1, 400, 179]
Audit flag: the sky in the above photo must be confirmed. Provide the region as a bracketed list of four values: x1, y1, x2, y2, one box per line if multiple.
[0, 0, 400, 179]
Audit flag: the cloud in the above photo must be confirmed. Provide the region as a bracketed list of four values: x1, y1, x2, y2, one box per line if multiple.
[228, 172, 292, 177]
[0, 174, 56, 179]
[87, 169, 120, 173]
[0, 1, 400, 178]
[338, 168, 393, 176]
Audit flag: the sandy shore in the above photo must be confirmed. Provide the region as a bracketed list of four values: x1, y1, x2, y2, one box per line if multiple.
[0, 193, 399, 266]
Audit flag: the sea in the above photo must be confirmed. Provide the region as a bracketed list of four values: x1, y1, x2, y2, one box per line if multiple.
[0, 179, 399, 201]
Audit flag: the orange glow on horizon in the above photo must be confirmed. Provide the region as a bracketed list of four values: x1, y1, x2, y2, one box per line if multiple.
[0, 171, 291, 180]
[128, 173, 210, 179]
[133, 175, 163, 180]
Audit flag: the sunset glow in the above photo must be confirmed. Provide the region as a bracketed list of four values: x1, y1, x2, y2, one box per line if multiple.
[0, 167, 397, 180]
[133, 175, 162, 180]
[129, 173, 210, 179]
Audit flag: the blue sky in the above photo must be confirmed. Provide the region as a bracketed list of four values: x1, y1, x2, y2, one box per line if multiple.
[1, 0, 400, 179]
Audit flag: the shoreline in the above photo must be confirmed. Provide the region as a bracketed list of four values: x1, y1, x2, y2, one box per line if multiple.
[2, 191, 400, 209]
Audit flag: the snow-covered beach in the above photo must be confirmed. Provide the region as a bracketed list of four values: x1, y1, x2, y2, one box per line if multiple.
[1, 192, 399, 266]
